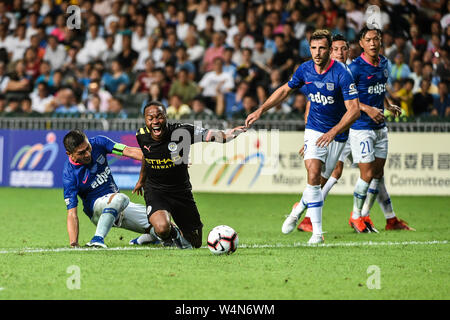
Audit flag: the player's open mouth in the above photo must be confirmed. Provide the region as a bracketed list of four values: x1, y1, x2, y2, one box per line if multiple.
[152, 126, 162, 136]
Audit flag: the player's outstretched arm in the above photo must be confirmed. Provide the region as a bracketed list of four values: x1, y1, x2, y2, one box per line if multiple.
[384, 97, 402, 117]
[121, 146, 143, 161]
[206, 126, 247, 143]
[316, 98, 360, 148]
[245, 83, 292, 127]
[67, 207, 79, 247]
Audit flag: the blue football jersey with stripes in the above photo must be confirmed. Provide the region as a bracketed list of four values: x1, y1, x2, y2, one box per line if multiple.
[349, 54, 391, 130]
[63, 136, 119, 219]
[288, 59, 358, 142]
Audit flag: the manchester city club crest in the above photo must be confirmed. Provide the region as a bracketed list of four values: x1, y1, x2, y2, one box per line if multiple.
[168, 142, 178, 152]
[326, 83, 334, 91]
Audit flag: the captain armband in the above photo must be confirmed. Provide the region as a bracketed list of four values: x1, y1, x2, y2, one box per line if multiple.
[112, 143, 126, 156]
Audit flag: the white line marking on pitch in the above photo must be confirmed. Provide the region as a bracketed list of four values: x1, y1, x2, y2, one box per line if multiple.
[0, 240, 447, 254]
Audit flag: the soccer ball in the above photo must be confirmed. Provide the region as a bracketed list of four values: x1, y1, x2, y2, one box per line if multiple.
[207, 225, 239, 255]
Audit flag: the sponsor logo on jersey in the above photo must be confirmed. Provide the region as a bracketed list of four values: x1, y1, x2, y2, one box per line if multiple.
[368, 83, 387, 95]
[308, 92, 335, 105]
[90, 166, 111, 189]
[145, 157, 176, 169]
[349, 83, 358, 95]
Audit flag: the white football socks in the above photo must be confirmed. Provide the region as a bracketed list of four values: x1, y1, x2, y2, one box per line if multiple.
[94, 209, 117, 239]
[303, 184, 323, 236]
[352, 178, 369, 219]
[376, 177, 396, 219]
[361, 178, 380, 217]
[321, 176, 338, 201]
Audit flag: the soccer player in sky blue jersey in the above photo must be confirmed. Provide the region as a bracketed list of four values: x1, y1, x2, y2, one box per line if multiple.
[347, 27, 414, 232]
[63, 129, 160, 248]
[245, 29, 361, 244]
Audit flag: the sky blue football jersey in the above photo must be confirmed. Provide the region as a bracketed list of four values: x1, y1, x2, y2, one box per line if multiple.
[349, 54, 391, 130]
[63, 136, 120, 219]
[288, 59, 358, 142]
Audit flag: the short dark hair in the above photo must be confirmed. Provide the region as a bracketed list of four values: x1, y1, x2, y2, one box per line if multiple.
[359, 26, 381, 40]
[142, 100, 166, 115]
[332, 33, 349, 47]
[63, 129, 87, 153]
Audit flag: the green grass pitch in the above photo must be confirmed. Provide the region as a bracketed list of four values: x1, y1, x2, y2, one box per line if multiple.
[0, 187, 449, 300]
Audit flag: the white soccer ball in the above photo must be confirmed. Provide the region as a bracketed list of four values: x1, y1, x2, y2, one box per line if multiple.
[207, 225, 239, 255]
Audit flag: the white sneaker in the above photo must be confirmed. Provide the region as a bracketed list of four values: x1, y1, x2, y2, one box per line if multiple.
[282, 215, 299, 234]
[307, 234, 324, 245]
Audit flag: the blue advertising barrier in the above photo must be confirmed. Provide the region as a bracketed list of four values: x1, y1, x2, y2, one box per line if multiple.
[0, 130, 141, 189]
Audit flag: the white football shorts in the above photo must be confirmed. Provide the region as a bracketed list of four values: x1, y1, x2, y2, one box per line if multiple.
[338, 140, 353, 163]
[303, 129, 346, 179]
[349, 127, 388, 163]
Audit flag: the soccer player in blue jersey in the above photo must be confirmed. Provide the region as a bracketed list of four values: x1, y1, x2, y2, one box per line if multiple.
[295, 34, 353, 232]
[245, 29, 361, 244]
[347, 27, 414, 232]
[63, 129, 161, 248]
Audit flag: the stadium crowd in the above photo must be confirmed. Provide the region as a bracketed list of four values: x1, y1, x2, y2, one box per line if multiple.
[0, 0, 449, 120]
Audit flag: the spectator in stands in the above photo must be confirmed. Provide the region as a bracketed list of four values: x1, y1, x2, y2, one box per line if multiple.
[88, 93, 101, 113]
[262, 23, 277, 55]
[409, 24, 427, 55]
[0, 60, 10, 94]
[391, 79, 415, 117]
[107, 97, 127, 119]
[198, 57, 234, 111]
[5, 59, 31, 97]
[202, 31, 226, 73]
[176, 10, 189, 41]
[175, 45, 196, 81]
[332, 15, 356, 43]
[7, 23, 29, 62]
[49, 69, 64, 94]
[321, 0, 338, 29]
[131, 24, 148, 53]
[117, 34, 138, 73]
[34, 61, 52, 88]
[222, 47, 237, 78]
[412, 79, 434, 117]
[102, 60, 130, 94]
[190, 95, 215, 119]
[49, 13, 68, 43]
[232, 94, 257, 119]
[30, 82, 53, 114]
[217, 80, 250, 119]
[20, 97, 40, 116]
[299, 25, 314, 61]
[388, 31, 416, 67]
[252, 36, 273, 75]
[47, 88, 85, 114]
[0, 22, 9, 52]
[77, 24, 107, 65]
[267, 69, 283, 97]
[185, 31, 205, 64]
[0, 94, 5, 114]
[86, 80, 112, 113]
[431, 82, 450, 118]
[100, 34, 119, 71]
[166, 94, 192, 120]
[168, 68, 199, 105]
[4, 97, 20, 115]
[199, 15, 216, 48]
[409, 59, 423, 93]
[289, 92, 307, 118]
[131, 57, 156, 94]
[235, 48, 263, 93]
[141, 83, 168, 113]
[23, 47, 40, 81]
[390, 52, 412, 82]
[269, 34, 295, 82]
[422, 63, 440, 92]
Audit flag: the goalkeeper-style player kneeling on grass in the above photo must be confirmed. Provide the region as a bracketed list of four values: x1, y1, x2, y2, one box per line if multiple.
[63, 129, 172, 248]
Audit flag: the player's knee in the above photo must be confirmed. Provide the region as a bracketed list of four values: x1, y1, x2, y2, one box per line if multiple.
[108, 193, 130, 213]
[149, 210, 171, 238]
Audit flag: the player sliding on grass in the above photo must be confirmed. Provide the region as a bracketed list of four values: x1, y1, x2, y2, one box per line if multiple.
[246, 29, 361, 244]
[133, 101, 246, 249]
[63, 129, 162, 248]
